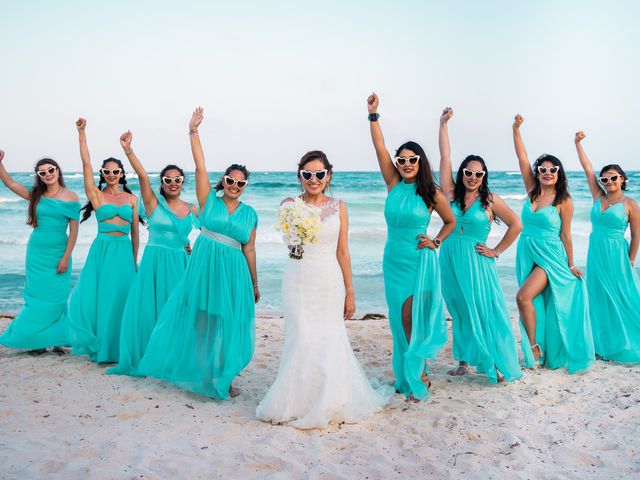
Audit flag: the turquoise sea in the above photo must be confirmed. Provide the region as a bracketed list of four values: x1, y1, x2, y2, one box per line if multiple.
[1, 171, 638, 316]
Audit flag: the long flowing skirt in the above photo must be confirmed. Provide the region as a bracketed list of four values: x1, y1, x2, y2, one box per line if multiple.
[516, 236, 594, 372]
[107, 245, 188, 375]
[256, 252, 393, 429]
[68, 234, 136, 362]
[0, 230, 72, 349]
[440, 237, 523, 383]
[136, 235, 255, 399]
[587, 235, 640, 362]
[383, 244, 447, 400]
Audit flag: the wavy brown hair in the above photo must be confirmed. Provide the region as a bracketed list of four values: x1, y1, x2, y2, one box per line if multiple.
[28, 158, 65, 228]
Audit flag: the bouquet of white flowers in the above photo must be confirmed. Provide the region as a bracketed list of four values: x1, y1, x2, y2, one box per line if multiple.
[274, 197, 322, 260]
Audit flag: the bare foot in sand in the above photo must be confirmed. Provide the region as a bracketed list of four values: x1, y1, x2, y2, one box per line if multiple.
[447, 362, 469, 376]
[229, 385, 241, 398]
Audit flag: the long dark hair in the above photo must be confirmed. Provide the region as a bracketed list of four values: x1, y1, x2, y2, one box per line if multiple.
[80, 158, 139, 223]
[297, 150, 334, 193]
[214, 164, 251, 191]
[159, 164, 185, 198]
[453, 155, 496, 217]
[529, 154, 570, 206]
[599, 164, 628, 192]
[395, 141, 438, 209]
[28, 158, 65, 228]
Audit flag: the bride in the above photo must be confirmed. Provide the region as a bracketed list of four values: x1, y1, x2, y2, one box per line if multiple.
[256, 151, 393, 429]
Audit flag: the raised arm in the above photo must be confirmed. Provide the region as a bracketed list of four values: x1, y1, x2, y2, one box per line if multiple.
[120, 130, 158, 216]
[558, 198, 582, 278]
[438, 107, 455, 200]
[336, 201, 355, 320]
[367, 93, 400, 190]
[188, 107, 211, 209]
[512, 114, 535, 193]
[76, 118, 101, 207]
[574, 131, 602, 201]
[0, 150, 30, 200]
[475, 194, 523, 258]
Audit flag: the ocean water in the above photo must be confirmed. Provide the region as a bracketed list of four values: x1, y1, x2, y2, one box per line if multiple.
[1, 171, 638, 316]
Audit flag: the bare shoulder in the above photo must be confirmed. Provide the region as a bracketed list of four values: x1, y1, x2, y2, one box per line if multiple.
[280, 196, 295, 206]
[625, 196, 639, 211]
[61, 189, 80, 202]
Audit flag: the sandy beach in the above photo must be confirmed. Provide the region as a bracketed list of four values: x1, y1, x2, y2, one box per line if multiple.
[1, 314, 639, 479]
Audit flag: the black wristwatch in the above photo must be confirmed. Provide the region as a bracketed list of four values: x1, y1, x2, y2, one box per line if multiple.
[368, 113, 380, 122]
[433, 238, 442, 248]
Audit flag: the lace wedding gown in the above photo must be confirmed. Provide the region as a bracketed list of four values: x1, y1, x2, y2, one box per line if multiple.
[256, 198, 393, 429]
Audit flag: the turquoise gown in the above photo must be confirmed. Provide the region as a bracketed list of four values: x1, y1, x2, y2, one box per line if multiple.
[107, 197, 199, 376]
[516, 200, 595, 372]
[68, 204, 136, 363]
[440, 200, 523, 383]
[0, 197, 80, 350]
[587, 198, 640, 362]
[383, 180, 447, 400]
[136, 193, 258, 399]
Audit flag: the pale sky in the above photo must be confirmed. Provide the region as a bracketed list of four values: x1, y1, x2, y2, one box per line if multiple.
[1, 0, 639, 172]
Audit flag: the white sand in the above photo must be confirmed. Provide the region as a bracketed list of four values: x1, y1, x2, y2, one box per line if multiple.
[1, 315, 639, 479]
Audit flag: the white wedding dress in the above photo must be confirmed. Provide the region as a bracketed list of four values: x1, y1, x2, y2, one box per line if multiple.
[256, 198, 393, 429]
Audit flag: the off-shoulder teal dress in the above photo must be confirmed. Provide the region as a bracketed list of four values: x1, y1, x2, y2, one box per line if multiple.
[516, 200, 594, 372]
[0, 197, 80, 349]
[383, 180, 447, 400]
[136, 193, 258, 399]
[68, 204, 136, 363]
[108, 197, 199, 376]
[587, 198, 640, 362]
[440, 200, 522, 383]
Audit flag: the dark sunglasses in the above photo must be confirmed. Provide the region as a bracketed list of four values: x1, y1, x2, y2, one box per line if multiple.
[599, 175, 620, 184]
[162, 176, 184, 185]
[223, 175, 248, 189]
[537, 166, 559, 175]
[462, 168, 486, 179]
[37, 166, 57, 178]
[101, 168, 122, 176]
[300, 169, 328, 182]
[395, 155, 420, 166]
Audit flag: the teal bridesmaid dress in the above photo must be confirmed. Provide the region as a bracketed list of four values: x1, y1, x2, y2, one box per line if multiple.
[587, 198, 640, 362]
[107, 197, 199, 376]
[0, 197, 80, 349]
[136, 193, 258, 399]
[516, 200, 595, 372]
[440, 200, 522, 383]
[68, 204, 136, 362]
[383, 181, 447, 400]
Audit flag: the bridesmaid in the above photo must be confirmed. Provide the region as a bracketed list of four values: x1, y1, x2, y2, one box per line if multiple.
[107, 130, 199, 376]
[367, 93, 456, 401]
[0, 151, 80, 353]
[438, 108, 523, 383]
[68, 118, 139, 363]
[136, 107, 259, 399]
[575, 131, 640, 362]
[512, 114, 594, 372]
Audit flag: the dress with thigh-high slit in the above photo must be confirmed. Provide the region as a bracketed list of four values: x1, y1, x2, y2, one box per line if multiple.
[516, 199, 594, 372]
[383, 180, 447, 400]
